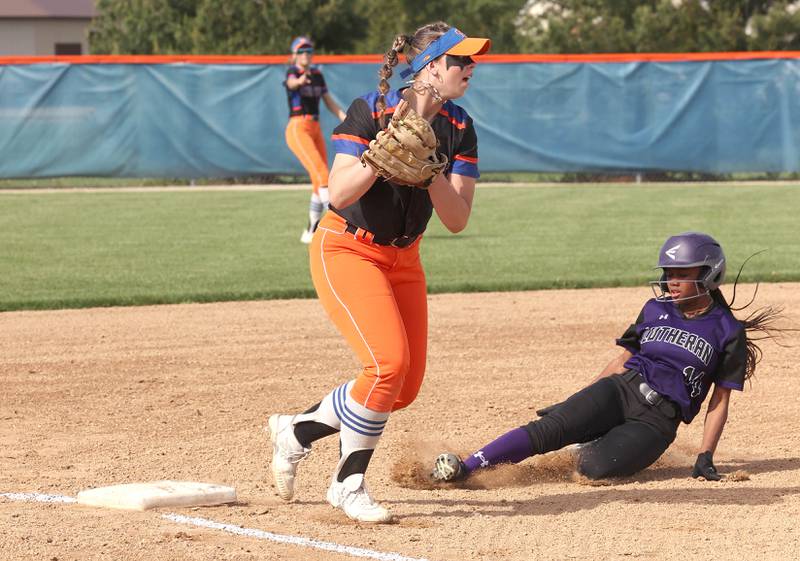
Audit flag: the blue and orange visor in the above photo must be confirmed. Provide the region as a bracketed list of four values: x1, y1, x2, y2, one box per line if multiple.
[291, 36, 314, 54]
[399, 28, 491, 79]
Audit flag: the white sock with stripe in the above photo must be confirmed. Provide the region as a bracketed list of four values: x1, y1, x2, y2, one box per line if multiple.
[293, 388, 340, 430]
[318, 186, 329, 209]
[308, 193, 323, 232]
[332, 381, 389, 483]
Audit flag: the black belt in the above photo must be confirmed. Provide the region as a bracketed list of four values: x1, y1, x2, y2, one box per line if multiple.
[636, 376, 679, 419]
[344, 222, 419, 248]
[638, 380, 666, 406]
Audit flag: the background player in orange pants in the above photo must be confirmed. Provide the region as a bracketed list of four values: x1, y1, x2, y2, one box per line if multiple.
[284, 36, 346, 243]
[268, 23, 491, 522]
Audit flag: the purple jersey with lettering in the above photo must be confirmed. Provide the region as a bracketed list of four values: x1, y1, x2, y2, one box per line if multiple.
[616, 298, 747, 423]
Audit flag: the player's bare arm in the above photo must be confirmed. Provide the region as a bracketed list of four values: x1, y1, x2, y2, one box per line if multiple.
[328, 153, 379, 208]
[322, 92, 346, 121]
[285, 73, 311, 89]
[429, 173, 475, 233]
[691, 384, 732, 480]
[699, 384, 731, 454]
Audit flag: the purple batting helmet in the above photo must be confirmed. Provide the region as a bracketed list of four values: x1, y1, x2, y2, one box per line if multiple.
[650, 232, 726, 300]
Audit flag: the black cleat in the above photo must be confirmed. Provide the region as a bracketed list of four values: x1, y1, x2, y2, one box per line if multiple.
[431, 453, 468, 482]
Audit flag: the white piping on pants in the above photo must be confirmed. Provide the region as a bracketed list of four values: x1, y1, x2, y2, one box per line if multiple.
[288, 119, 325, 191]
[319, 229, 382, 407]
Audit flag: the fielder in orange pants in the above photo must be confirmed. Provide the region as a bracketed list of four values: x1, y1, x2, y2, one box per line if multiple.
[268, 23, 490, 523]
[283, 36, 345, 243]
[310, 212, 428, 413]
[285, 117, 329, 197]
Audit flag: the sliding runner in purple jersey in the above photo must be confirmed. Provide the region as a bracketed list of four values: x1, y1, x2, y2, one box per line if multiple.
[432, 232, 786, 482]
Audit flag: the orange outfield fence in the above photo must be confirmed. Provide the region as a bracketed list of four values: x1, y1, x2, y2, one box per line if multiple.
[1, 51, 800, 65]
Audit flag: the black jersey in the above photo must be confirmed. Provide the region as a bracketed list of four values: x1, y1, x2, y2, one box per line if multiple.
[284, 65, 327, 118]
[330, 88, 479, 240]
[616, 298, 747, 423]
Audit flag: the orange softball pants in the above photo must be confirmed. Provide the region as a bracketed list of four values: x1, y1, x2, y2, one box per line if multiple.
[309, 212, 428, 413]
[285, 116, 328, 195]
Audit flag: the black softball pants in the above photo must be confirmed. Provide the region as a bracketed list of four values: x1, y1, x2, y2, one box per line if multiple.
[523, 370, 681, 479]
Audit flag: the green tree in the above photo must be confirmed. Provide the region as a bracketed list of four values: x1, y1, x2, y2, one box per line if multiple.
[747, 1, 800, 49]
[89, 0, 197, 54]
[190, 0, 365, 55]
[516, 0, 643, 53]
[351, 0, 526, 54]
[90, 0, 800, 56]
[90, 0, 365, 55]
[515, 0, 797, 53]
[631, 0, 747, 52]
[90, 0, 526, 55]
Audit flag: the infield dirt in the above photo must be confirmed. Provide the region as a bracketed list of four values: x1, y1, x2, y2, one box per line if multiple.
[2, 285, 799, 560]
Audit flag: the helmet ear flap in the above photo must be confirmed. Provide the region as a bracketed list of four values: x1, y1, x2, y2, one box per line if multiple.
[659, 272, 668, 293]
[698, 265, 723, 292]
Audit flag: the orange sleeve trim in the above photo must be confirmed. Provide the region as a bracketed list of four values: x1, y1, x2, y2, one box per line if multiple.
[2, 52, 800, 66]
[332, 133, 370, 145]
[370, 107, 396, 118]
[438, 109, 466, 129]
[454, 155, 478, 164]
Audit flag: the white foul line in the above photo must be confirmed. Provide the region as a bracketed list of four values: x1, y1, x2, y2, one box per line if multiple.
[0, 492, 77, 504]
[163, 513, 429, 561]
[1, 492, 431, 561]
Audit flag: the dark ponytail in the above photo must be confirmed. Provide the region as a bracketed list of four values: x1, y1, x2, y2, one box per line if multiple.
[711, 256, 796, 380]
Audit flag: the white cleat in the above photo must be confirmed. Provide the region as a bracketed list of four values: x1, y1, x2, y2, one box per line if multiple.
[326, 474, 393, 523]
[300, 229, 314, 244]
[268, 414, 310, 501]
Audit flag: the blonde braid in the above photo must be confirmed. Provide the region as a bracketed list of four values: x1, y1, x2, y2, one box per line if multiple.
[377, 34, 410, 127]
[375, 23, 452, 126]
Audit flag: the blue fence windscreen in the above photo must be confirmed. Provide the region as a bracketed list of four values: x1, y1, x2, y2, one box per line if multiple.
[0, 58, 798, 178]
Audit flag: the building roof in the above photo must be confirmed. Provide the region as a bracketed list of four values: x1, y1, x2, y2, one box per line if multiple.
[0, 0, 96, 18]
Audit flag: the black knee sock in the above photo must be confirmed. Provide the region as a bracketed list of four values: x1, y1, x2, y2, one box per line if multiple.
[337, 449, 375, 482]
[294, 421, 338, 448]
[292, 401, 339, 448]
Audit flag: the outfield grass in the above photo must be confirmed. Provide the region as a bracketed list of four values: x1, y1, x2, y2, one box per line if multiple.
[1, 183, 797, 311]
[0, 175, 307, 189]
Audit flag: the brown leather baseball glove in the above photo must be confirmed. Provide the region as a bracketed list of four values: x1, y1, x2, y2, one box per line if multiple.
[360, 100, 448, 188]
